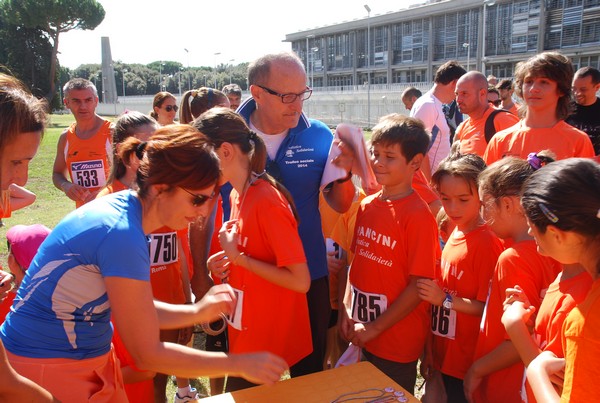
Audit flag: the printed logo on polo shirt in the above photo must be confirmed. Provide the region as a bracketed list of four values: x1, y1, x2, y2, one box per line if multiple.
[283, 145, 316, 169]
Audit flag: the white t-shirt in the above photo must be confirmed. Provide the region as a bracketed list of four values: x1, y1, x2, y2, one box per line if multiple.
[410, 89, 451, 172]
[249, 121, 288, 160]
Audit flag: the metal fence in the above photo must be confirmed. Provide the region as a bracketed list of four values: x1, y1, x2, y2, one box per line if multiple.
[95, 82, 433, 129]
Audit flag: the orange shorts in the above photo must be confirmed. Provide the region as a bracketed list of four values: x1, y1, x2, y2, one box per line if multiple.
[7, 347, 127, 403]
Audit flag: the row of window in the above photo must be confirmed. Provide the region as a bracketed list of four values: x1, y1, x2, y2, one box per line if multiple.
[293, 0, 600, 79]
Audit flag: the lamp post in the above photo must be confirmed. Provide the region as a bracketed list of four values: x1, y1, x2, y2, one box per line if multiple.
[364, 4, 371, 129]
[203, 75, 207, 87]
[178, 67, 183, 96]
[306, 34, 315, 77]
[122, 69, 127, 99]
[184, 48, 190, 90]
[481, 0, 497, 73]
[463, 43, 470, 71]
[214, 52, 221, 89]
[310, 47, 318, 88]
[229, 59, 235, 84]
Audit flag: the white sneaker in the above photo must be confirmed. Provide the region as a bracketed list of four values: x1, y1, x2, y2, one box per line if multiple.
[174, 387, 201, 403]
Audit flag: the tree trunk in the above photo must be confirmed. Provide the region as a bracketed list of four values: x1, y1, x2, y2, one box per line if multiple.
[45, 31, 60, 104]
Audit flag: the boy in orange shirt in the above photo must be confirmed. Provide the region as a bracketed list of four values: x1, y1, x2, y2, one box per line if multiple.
[340, 114, 438, 392]
[484, 52, 594, 164]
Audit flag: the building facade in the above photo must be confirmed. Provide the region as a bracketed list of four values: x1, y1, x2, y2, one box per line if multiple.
[285, 0, 600, 89]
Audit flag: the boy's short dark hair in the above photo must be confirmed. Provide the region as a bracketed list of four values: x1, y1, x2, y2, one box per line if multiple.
[434, 60, 467, 85]
[496, 79, 513, 91]
[221, 83, 242, 96]
[488, 86, 500, 97]
[370, 114, 430, 161]
[574, 66, 600, 85]
[401, 86, 422, 100]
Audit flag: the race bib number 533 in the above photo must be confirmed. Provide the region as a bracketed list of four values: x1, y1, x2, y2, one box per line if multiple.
[70, 160, 107, 188]
[351, 286, 388, 323]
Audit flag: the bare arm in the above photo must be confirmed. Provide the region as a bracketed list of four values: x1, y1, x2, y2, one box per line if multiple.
[214, 220, 310, 293]
[189, 200, 217, 301]
[7, 184, 36, 212]
[350, 276, 425, 347]
[416, 278, 485, 316]
[106, 277, 287, 383]
[323, 139, 356, 213]
[52, 131, 90, 203]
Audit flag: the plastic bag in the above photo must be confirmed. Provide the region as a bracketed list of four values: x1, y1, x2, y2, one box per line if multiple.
[334, 343, 362, 368]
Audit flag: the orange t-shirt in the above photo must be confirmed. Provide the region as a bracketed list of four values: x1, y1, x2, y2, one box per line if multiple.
[483, 120, 595, 164]
[0, 191, 10, 218]
[455, 107, 519, 157]
[432, 225, 504, 379]
[524, 270, 593, 402]
[350, 191, 438, 363]
[149, 226, 187, 304]
[472, 240, 562, 403]
[226, 179, 311, 367]
[0, 292, 15, 322]
[413, 170, 438, 205]
[319, 190, 366, 310]
[64, 120, 112, 208]
[560, 279, 600, 402]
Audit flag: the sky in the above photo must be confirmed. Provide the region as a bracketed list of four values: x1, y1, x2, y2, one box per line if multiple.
[58, 0, 424, 69]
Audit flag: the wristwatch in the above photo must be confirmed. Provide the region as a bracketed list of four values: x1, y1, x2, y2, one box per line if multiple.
[443, 293, 454, 310]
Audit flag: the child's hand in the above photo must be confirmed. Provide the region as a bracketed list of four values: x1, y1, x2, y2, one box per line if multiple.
[351, 322, 378, 348]
[0, 270, 14, 300]
[416, 278, 445, 306]
[503, 285, 530, 308]
[326, 250, 346, 276]
[207, 251, 231, 282]
[501, 300, 536, 331]
[338, 308, 355, 342]
[218, 220, 241, 261]
[464, 361, 484, 403]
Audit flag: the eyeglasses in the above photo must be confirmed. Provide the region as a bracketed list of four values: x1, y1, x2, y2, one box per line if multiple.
[179, 187, 214, 207]
[257, 85, 312, 104]
[489, 100, 502, 107]
[165, 105, 179, 112]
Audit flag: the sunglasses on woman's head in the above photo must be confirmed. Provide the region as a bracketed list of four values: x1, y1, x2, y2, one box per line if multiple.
[165, 105, 179, 112]
[180, 187, 214, 206]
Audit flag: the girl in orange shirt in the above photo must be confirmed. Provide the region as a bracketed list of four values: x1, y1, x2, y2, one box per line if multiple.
[417, 153, 503, 403]
[523, 158, 600, 403]
[465, 152, 562, 403]
[196, 107, 311, 392]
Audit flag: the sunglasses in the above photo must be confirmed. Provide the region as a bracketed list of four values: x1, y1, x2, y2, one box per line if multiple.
[165, 105, 179, 112]
[180, 187, 214, 207]
[489, 100, 502, 106]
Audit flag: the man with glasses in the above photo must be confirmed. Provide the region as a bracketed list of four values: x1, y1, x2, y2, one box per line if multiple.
[52, 78, 113, 207]
[190, 52, 355, 380]
[453, 72, 519, 157]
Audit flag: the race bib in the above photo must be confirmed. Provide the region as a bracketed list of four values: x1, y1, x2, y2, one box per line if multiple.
[70, 160, 107, 188]
[351, 286, 388, 323]
[149, 232, 178, 266]
[227, 287, 244, 330]
[431, 305, 456, 339]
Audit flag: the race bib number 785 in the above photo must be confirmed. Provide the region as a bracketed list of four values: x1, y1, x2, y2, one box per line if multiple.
[351, 286, 388, 323]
